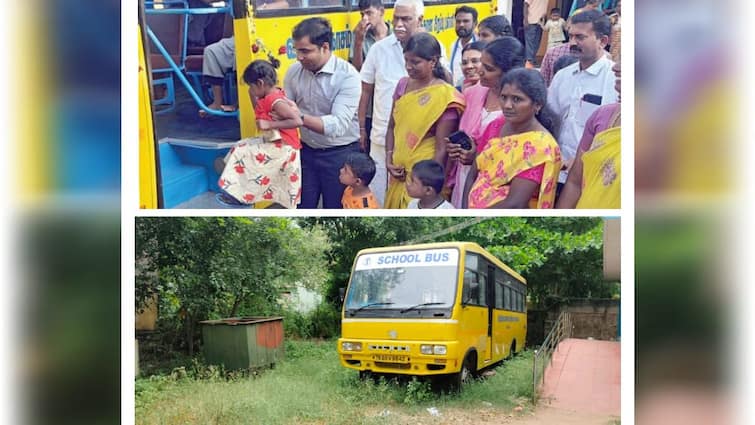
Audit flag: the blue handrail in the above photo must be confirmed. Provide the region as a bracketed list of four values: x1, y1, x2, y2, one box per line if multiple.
[145, 7, 232, 15]
[147, 27, 238, 117]
[144, 0, 190, 73]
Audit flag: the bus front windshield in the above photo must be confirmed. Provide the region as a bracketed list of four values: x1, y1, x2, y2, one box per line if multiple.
[345, 249, 459, 318]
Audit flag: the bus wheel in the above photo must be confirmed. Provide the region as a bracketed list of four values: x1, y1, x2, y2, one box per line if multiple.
[449, 353, 476, 392]
[509, 340, 517, 358]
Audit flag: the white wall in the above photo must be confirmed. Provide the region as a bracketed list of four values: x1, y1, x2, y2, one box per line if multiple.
[281, 285, 323, 313]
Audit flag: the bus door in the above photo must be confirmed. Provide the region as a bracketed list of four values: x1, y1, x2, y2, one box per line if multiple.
[491, 272, 506, 359]
[461, 253, 489, 366]
[485, 263, 495, 364]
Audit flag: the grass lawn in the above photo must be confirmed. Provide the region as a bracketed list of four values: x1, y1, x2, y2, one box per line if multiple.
[136, 339, 534, 425]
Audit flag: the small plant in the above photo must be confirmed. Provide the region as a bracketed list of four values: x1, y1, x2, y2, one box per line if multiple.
[403, 377, 433, 405]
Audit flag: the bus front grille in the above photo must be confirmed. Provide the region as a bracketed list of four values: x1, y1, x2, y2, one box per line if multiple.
[375, 362, 411, 370]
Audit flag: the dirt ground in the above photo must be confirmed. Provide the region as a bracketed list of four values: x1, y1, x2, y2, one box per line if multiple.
[362, 405, 619, 425]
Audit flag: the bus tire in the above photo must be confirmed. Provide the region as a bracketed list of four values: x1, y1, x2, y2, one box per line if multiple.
[449, 352, 476, 392]
[509, 340, 517, 358]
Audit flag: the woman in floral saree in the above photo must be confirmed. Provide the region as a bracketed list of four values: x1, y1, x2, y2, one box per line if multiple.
[447, 36, 525, 208]
[384, 32, 465, 209]
[463, 69, 561, 208]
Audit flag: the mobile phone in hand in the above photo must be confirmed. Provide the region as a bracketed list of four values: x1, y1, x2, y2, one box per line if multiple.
[448, 130, 473, 150]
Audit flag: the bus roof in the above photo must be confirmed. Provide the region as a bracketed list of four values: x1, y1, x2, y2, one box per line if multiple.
[354, 242, 526, 284]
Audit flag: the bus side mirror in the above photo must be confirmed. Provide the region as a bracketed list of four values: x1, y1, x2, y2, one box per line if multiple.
[339, 287, 345, 303]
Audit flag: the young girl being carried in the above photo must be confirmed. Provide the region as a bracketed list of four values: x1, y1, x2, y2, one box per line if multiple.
[217, 59, 303, 208]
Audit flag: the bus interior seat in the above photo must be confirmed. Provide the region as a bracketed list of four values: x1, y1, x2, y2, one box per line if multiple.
[186, 12, 235, 103]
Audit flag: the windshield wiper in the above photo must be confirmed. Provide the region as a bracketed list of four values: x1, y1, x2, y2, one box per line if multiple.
[350, 302, 395, 315]
[400, 302, 446, 314]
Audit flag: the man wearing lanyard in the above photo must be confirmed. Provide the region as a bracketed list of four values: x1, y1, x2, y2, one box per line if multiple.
[449, 6, 478, 88]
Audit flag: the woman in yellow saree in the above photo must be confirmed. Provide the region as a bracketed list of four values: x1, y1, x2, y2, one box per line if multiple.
[557, 60, 621, 209]
[463, 69, 562, 208]
[384, 33, 465, 209]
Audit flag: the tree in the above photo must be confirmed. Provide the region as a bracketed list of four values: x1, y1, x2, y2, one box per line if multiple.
[454, 217, 605, 306]
[136, 217, 330, 355]
[210, 217, 329, 317]
[300, 217, 606, 309]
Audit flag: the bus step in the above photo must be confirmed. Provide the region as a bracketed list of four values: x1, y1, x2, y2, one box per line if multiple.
[159, 143, 209, 208]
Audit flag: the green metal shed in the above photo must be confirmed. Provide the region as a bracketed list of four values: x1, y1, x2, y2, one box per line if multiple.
[200, 316, 284, 370]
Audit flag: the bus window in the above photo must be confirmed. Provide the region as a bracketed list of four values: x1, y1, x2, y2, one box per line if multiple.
[504, 286, 511, 310]
[462, 269, 477, 304]
[495, 278, 504, 309]
[263, 0, 345, 9]
[463, 253, 488, 306]
[345, 248, 459, 317]
[254, 0, 292, 10]
[350, 0, 395, 5]
[478, 273, 487, 306]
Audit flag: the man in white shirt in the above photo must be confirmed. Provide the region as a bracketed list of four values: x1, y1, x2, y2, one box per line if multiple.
[449, 5, 478, 87]
[359, 0, 449, 206]
[548, 9, 617, 184]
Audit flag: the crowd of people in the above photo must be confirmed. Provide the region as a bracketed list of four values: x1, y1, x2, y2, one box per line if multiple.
[213, 0, 621, 209]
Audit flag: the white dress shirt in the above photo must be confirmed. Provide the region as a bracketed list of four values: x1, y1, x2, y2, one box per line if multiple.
[361, 33, 450, 147]
[547, 56, 618, 182]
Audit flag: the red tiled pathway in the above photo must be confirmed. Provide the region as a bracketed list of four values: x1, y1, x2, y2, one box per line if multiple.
[540, 338, 620, 416]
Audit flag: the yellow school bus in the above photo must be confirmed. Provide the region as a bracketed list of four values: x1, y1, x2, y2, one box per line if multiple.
[338, 242, 527, 389]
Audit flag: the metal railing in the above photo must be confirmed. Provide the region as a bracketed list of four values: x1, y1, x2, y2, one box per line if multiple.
[532, 310, 572, 403]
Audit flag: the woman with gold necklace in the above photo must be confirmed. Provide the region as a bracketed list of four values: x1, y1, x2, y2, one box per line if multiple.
[384, 32, 465, 209]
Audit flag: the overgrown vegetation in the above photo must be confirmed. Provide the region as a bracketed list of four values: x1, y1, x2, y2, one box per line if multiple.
[136, 340, 535, 425]
[282, 302, 341, 339]
[136, 217, 330, 355]
[136, 217, 612, 360]
[299, 217, 609, 308]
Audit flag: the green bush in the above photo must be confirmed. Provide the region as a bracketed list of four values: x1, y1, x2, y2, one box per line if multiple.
[283, 302, 341, 339]
[283, 309, 313, 339]
[310, 303, 341, 338]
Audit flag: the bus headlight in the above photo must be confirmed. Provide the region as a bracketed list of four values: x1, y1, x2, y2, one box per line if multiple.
[420, 345, 447, 355]
[341, 342, 362, 352]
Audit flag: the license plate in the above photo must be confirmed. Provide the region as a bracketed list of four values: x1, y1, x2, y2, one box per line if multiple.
[373, 354, 409, 363]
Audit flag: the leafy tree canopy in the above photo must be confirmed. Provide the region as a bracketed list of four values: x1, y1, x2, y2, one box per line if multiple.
[298, 217, 608, 307]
